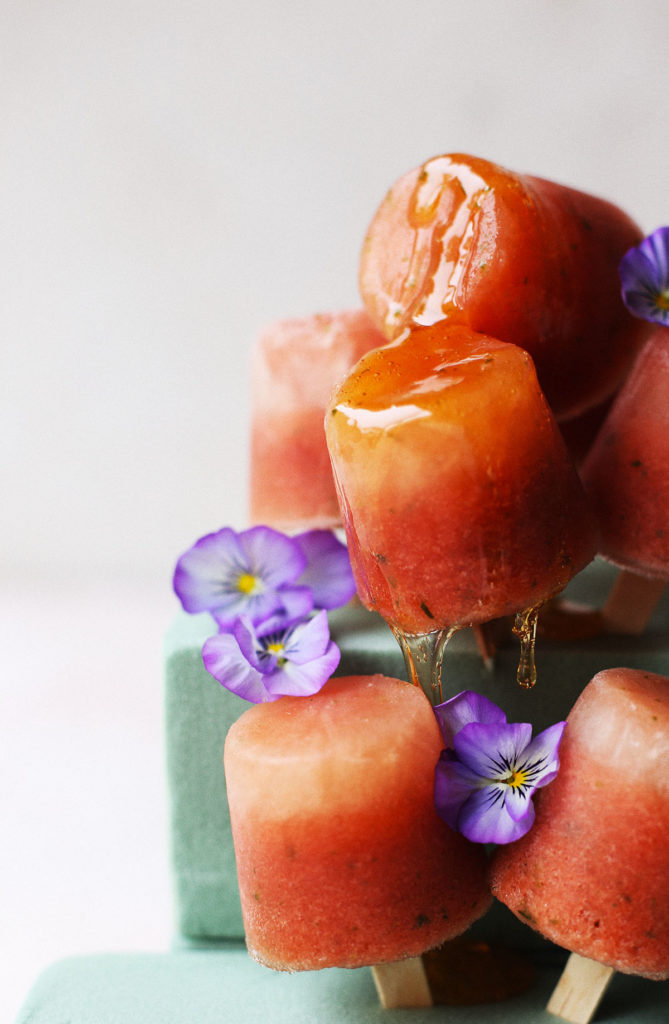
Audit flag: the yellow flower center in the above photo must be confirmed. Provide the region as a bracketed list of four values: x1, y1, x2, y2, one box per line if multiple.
[266, 642, 285, 656]
[657, 291, 669, 311]
[506, 768, 527, 790]
[237, 572, 258, 594]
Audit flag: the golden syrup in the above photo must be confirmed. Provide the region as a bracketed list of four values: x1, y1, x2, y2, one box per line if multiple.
[513, 605, 540, 689]
[391, 625, 458, 706]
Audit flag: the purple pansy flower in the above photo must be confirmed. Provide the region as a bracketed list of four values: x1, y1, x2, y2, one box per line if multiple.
[434, 691, 565, 845]
[173, 525, 355, 630]
[202, 609, 340, 703]
[619, 226, 669, 325]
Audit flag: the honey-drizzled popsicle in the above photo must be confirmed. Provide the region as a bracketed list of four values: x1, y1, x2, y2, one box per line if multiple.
[325, 323, 597, 702]
[359, 153, 649, 422]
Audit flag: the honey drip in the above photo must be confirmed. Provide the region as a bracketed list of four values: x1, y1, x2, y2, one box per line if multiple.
[512, 606, 540, 689]
[391, 626, 457, 707]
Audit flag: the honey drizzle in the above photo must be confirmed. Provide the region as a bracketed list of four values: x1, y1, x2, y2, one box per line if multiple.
[391, 625, 458, 707]
[512, 606, 540, 689]
[406, 156, 488, 325]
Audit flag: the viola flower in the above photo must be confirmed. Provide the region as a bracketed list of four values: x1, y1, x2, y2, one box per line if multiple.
[172, 525, 313, 630]
[434, 690, 565, 845]
[293, 529, 357, 609]
[202, 610, 340, 703]
[619, 226, 669, 325]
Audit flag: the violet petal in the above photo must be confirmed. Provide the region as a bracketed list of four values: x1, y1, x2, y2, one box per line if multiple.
[232, 616, 278, 675]
[620, 226, 669, 324]
[458, 785, 536, 845]
[517, 721, 567, 790]
[281, 610, 332, 665]
[433, 753, 481, 831]
[238, 525, 307, 588]
[453, 721, 533, 779]
[224, 586, 314, 635]
[503, 783, 535, 823]
[173, 528, 250, 614]
[212, 587, 285, 631]
[434, 690, 507, 748]
[264, 640, 341, 698]
[201, 631, 270, 703]
[294, 530, 357, 608]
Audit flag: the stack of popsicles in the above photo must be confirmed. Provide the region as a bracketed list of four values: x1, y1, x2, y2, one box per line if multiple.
[225, 153, 668, 1017]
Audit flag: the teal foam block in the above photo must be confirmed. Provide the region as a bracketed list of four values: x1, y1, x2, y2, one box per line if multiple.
[14, 948, 669, 1024]
[164, 561, 669, 941]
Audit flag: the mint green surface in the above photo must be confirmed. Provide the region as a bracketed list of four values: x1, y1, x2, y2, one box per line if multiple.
[14, 948, 669, 1024]
[164, 560, 669, 942]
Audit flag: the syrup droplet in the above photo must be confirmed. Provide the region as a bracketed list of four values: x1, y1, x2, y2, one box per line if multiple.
[512, 606, 540, 689]
[391, 625, 457, 706]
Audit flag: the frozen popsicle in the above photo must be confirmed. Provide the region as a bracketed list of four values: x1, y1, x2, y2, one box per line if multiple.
[581, 327, 669, 626]
[249, 310, 385, 530]
[223, 673, 491, 972]
[490, 667, 669, 982]
[325, 323, 597, 695]
[359, 153, 648, 421]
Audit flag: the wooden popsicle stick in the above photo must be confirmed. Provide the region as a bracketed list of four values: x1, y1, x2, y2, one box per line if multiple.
[601, 569, 667, 636]
[546, 952, 615, 1024]
[472, 623, 496, 672]
[371, 956, 433, 1008]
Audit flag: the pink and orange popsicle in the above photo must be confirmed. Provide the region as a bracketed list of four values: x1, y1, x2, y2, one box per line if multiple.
[358, 153, 647, 422]
[224, 674, 491, 971]
[491, 667, 669, 981]
[582, 326, 669, 583]
[325, 323, 597, 639]
[249, 310, 385, 530]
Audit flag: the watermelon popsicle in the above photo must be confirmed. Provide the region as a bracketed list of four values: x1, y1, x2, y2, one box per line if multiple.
[358, 153, 649, 422]
[581, 326, 669, 634]
[223, 674, 491, 974]
[249, 310, 385, 530]
[325, 323, 597, 701]
[490, 668, 669, 993]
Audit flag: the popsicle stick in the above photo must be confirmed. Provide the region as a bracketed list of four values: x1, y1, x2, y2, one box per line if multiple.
[473, 623, 496, 672]
[371, 957, 433, 1008]
[601, 569, 666, 635]
[546, 953, 615, 1024]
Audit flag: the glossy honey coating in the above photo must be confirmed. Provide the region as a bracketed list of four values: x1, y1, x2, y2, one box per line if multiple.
[359, 153, 649, 421]
[326, 323, 597, 636]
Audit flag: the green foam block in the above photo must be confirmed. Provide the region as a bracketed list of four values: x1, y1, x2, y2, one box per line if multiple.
[14, 948, 669, 1024]
[164, 560, 669, 941]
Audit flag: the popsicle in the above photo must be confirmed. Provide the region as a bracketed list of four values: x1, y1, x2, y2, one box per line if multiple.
[490, 667, 669, 983]
[325, 322, 597, 697]
[249, 310, 385, 530]
[223, 673, 491, 973]
[359, 153, 648, 422]
[580, 326, 669, 633]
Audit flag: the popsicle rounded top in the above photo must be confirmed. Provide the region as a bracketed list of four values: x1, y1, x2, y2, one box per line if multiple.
[225, 672, 448, 819]
[325, 323, 597, 635]
[490, 667, 669, 980]
[581, 325, 669, 580]
[249, 309, 386, 530]
[224, 674, 491, 971]
[359, 153, 648, 421]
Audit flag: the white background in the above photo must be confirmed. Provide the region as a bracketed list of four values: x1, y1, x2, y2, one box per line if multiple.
[3, 1, 669, 1018]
